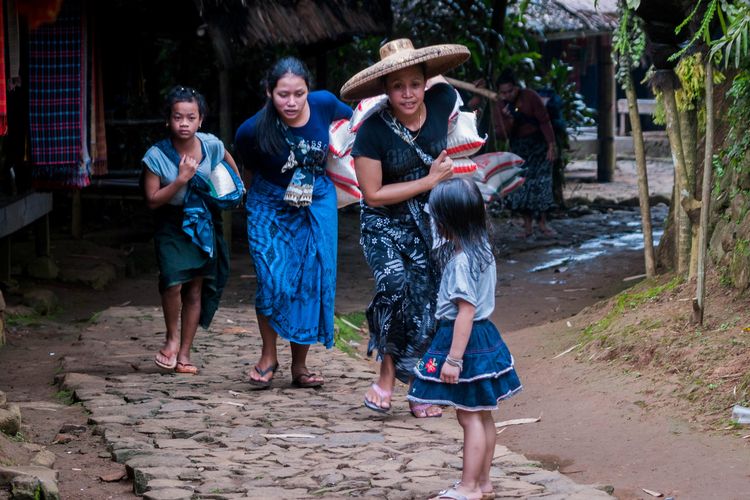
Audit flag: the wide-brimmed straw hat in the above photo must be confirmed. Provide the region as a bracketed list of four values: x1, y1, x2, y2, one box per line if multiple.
[340, 39, 470, 101]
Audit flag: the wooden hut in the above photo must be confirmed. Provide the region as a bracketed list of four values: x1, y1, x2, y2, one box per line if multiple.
[0, 0, 390, 299]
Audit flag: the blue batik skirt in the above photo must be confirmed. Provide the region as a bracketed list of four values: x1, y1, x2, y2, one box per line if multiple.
[246, 174, 337, 347]
[408, 319, 522, 411]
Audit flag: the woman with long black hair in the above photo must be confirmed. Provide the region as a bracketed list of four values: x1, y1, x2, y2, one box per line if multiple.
[235, 57, 352, 389]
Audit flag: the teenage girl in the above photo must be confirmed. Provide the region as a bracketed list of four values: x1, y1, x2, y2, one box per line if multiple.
[142, 85, 240, 374]
[408, 177, 522, 500]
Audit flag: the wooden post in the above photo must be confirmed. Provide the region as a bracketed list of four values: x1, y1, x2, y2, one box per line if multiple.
[597, 34, 616, 182]
[693, 61, 714, 325]
[625, 73, 656, 278]
[0, 236, 10, 284]
[204, 16, 234, 251]
[34, 214, 51, 257]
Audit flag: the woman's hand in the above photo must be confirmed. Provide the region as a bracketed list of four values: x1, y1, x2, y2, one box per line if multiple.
[177, 155, 199, 184]
[428, 150, 453, 187]
[440, 362, 460, 384]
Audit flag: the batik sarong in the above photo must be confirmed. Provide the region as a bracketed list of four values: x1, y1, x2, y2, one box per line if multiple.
[246, 174, 337, 347]
[360, 201, 440, 383]
[506, 133, 554, 215]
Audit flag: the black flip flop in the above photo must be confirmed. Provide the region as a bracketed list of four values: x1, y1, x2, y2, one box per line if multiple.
[291, 372, 324, 388]
[248, 362, 278, 390]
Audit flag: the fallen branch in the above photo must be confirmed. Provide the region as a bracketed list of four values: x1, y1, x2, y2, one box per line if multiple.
[262, 433, 316, 439]
[495, 415, 542, 428]
[553, 344, 580, 359]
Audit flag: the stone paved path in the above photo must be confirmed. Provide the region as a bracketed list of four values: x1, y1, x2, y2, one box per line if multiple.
[57, 304, 613, 499]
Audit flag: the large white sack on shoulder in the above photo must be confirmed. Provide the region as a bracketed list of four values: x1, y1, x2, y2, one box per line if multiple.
[482, 164, 526, 193]
[473, 151, 525, 183]
[498, 175, 526, 198]
[334, 181, 362, 208]
[325, 153, 359, 187]
[329, 119, 355, 158]
[350, 94, 389, 132]
[475, 180, 498, 203]
[447, 89, 464, 135]
[451, 157, 478, 175]
[446, 111, 486, 158]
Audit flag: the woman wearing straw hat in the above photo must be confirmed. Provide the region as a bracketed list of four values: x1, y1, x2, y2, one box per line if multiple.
[341, 39, 470, 418]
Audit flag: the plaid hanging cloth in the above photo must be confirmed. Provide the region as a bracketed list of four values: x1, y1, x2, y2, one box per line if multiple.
[0, 0, 8, 136]
[29, 0, 90, 189]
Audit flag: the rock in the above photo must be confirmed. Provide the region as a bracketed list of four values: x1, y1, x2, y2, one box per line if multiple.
[58, 423, 88, 435]
[99, 468, 127, 482]
[10, 474, 42, 500]
[0, 465, 60, 500]
[52, 433, 76, 444]
[26, 257, 59, 280]
[0, 404, 22, 436]
[58, 262, 117, 290]
[30, 449, 56, 468]
[21, 288, 59, 315]
[142, 488, 194, 500]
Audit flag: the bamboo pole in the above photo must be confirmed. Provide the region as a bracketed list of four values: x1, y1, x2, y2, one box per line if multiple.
[625, 72, 656, 277]
[445, 77, 498, 101]
[693, 61, 714, 325]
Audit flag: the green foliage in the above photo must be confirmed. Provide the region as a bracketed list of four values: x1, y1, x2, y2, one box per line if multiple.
[709, 1, 750, 68]
[581, 277, 682, 343]
[716, 66, 750, 196]
[391, 0, 541, 83]
[333, 312, 365, 357]
[533, 59, 595, 133]
[612, 2, 647, 85]
[55, 389, 75, 405]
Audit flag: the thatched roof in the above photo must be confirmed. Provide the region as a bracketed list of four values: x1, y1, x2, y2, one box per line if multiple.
[517, 0, 618, 40]
[196, 0, 391, 48]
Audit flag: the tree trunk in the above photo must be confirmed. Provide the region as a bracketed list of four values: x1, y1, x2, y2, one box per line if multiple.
[693, 61, 714, 324]
[597, 35, 616, 182]
[679, 109, 699, 277]
[660, 78, 690, 274]
[625, 73, 656, 277]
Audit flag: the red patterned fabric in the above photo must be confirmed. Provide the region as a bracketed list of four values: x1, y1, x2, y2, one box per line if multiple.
[0, 0, 8, 136]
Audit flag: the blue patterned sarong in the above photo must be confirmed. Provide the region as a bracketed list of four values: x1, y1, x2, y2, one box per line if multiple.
[246, 174, 337, 347]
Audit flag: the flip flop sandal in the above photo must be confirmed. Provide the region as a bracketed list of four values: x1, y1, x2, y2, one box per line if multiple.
[248, 362, 278, 389]
[154, 350, 177, 370]
[431, 487, 469, 500]
[291, 372, 324, 388]
[410, 402, 443, 418]
[174, 362, 199, 375]
[363, 383, 392, 414]
[452, 480, 495, 500]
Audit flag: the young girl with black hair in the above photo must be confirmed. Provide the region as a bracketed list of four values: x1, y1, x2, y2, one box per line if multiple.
[142, 85, 241, 374]
[234, 57, 352, 389]
[408, 177, 522, 500]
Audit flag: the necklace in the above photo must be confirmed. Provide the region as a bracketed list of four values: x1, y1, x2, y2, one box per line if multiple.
[393, 104, 424, 144]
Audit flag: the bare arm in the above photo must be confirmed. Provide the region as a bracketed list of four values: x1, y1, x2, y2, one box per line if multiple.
[440, 299, 476, 384]
[223, 150, 241, 177]
[354, 151, 453, 207]
[143, 155, 198, 210]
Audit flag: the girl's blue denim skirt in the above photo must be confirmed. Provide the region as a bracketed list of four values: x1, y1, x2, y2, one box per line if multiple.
[408, 319, 522, 411]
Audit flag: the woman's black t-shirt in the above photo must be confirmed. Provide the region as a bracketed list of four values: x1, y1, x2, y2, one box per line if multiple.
[351, 83, 457, 188]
